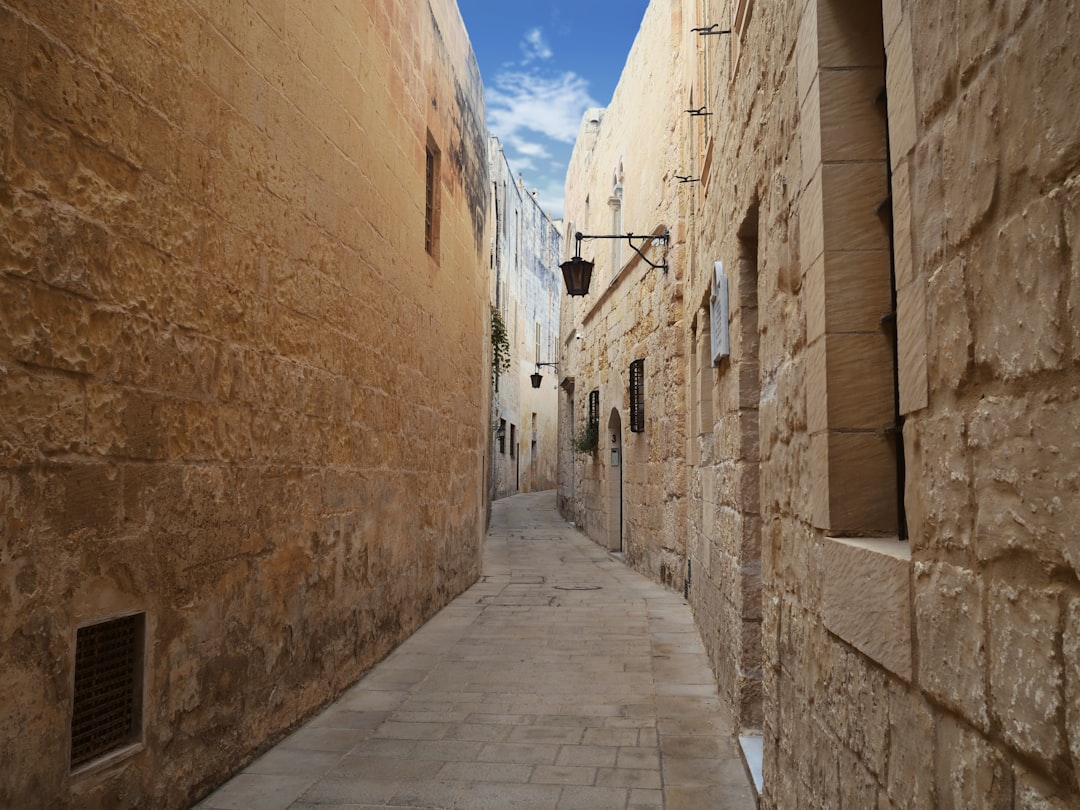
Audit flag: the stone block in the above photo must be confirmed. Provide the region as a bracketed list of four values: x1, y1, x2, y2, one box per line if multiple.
[821, 161, 891, 253]
[907, 409, 970, 553]
[942, 65, 1000, 246]
[926, 253, 971, 393]
[910, 122, 947, 269]
[1066, 599, 1080, 788]
[896, 278, 928, 414]
[816, 0, 884, 69]
[1067, 182, 1080, 363]
[972, 196, 1066, 379]
[968, 393, 1080, 577]
[838, 745, 880, 810]
[885, 683, 935, 808]
[799, 167, 825, 270]
[821, 537, 912, 679]
[796, 3, 819, 107]
[911, 0, 957, 123]
[988, 583, 1065, 762]
[805, 254, 826, 344]
[1012, 764, 1076, 810]
[914, 561, 988, 730]
[884, 15, 917, 162]
[813, 429, 898, 535]
[934, 712, 1013, 810]
[0, 367, 84, 463]
[821, 249, 894, 337]
[1001, 2, 1080, 185]
[819, 67, 888, 163]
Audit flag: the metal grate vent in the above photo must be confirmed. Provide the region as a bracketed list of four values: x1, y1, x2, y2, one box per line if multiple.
[587, 389, 599, 431]
[71, 614, 143, 768]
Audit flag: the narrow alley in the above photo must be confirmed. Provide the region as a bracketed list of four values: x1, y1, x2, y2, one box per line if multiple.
[194, 491, 757, 810]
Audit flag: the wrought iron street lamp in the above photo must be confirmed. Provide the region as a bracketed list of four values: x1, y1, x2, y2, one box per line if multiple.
[559, 231, 670, 297]
[530, 361, 559, 389]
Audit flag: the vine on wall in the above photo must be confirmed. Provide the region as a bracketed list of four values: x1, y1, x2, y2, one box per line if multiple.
[491, 307, 510, 385]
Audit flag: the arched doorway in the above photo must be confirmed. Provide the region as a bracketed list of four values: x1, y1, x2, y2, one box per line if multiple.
[606, 408, 623, 552]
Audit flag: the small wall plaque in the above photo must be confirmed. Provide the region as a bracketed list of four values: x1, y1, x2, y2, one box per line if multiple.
[710, 261, 730, 364]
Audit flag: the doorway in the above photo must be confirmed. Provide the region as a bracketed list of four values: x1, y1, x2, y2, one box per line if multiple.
[607, 408, 623, 552]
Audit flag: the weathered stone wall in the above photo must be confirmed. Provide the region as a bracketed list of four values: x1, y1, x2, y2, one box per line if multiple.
[488, 139, 561, 499]
[562, 0, 1080, 805]
[685, 0, 1080, 806]
[558, 3, 689, 587]
[0, 1, 489, 807]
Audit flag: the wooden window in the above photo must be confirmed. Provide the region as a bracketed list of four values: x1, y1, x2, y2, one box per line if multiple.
[71, 614, 144, 769]
[629, 359, 645, 433]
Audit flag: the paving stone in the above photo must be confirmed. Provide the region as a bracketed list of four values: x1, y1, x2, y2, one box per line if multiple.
[478, 742, 561, 764]
[530, 764, 597, 785]
[196, 492, 755, 810]
[437, 760, 534, 783]
[555, 745, 620, 767]
[195, 774, 316, 810]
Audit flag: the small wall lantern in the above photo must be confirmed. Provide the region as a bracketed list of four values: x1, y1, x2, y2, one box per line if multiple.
[530, 361, 559, 389]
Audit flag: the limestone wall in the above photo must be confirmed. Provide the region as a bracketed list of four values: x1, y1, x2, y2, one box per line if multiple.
[561, 0, 1080, 805]
[558, 3, 689, 587]
[686, 0, 1080, 806]
[0, 1, 489, 807]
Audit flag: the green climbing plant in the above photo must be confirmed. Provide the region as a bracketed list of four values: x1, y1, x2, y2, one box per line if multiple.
[572, 421, 599, 454]
[491, 306, 511, 385]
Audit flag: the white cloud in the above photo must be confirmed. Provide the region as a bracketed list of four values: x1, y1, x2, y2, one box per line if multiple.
[520, 28, 553, 63]
[506, 136, 552, 160]
[487, 71, 598, 144]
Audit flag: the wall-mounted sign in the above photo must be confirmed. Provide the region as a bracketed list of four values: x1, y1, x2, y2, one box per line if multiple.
[710, 261, 730, 364]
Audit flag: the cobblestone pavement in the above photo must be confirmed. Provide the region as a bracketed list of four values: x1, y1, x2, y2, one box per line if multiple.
[193, 490, 757, 810]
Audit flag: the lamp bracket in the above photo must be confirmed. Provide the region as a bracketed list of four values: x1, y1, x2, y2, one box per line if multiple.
[535, 361, 559, 370]
[686, 106, 712, 117]
[692, 24, 732, 36]
[574, 230, 670, 274]
[675, 175, 701, 184]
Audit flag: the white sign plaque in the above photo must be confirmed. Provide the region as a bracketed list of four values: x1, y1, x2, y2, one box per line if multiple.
[710, 261, 730, 364]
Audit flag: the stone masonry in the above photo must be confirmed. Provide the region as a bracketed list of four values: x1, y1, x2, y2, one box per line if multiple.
[561, 0, 1080, 806]
[0, 1, 489, 807]
[557, 0, 689, 591]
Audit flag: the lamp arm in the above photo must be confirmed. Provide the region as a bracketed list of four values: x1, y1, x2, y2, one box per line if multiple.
[625, 233, 667, 273]
[575, 231, 670, 274]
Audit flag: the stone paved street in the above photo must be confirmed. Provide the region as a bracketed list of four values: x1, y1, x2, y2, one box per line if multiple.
[193, 491, 756, 810]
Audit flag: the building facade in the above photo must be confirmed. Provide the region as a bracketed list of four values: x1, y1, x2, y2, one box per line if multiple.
[561, 0, 1080, 807]
[0, 1, 490, 807]
[489, 138, 561, 500]
[556, 6, 690, 586]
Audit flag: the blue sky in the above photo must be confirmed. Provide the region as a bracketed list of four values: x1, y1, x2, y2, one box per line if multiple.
[457, 0, 650, 220]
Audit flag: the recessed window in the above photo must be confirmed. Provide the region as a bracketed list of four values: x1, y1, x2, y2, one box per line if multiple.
[629, 359, 645, 433]
[425, 133, 441, 259]
[71, 613, 144, 770]
[730, 0, 754, 76]
[499, 419, 506, 455]
[510, 424, 516, 459]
